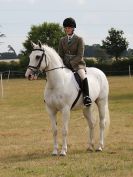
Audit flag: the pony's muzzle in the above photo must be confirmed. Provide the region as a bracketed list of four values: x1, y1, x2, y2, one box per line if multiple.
[25, 69, 38, 80]
[27, 74, 32, 80]
[25, 69, 33, 79]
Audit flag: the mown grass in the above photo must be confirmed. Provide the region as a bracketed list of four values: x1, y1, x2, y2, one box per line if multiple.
[0, 76, 133, 177]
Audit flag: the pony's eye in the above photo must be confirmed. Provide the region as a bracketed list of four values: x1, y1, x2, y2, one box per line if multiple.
[36, 55, 41, 60]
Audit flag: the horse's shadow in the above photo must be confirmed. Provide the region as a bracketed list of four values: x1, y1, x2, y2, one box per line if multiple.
[0, 148, 92, 163]
[0, 148, 118, 163]
[0, 151, 51, 163]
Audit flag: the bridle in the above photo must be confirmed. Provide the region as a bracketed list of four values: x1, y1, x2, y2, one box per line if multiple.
[27, 48, 66, 74]
[28, 48, 47, 71]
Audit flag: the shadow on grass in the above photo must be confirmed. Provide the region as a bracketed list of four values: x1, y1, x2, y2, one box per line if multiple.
[0, 149, 89, 163]
[0, 148, 103, 163]
[0, 150, 52, 163]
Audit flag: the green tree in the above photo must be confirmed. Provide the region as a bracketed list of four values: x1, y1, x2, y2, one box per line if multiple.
[20, 22, 65, 70]
[102, 28, 129, 60]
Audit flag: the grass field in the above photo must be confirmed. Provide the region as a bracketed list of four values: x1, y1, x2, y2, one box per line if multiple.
[0, 76, 133, 177]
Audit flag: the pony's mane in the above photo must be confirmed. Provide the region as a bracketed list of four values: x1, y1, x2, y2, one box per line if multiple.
[42, 44, 64, 65]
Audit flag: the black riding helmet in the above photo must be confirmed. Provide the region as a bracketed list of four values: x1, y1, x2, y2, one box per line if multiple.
[63, 17, 76, 28]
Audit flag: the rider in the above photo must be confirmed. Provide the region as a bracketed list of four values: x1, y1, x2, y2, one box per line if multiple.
[58, 17, 92, 106]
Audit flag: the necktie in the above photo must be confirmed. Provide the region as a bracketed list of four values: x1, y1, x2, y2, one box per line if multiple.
[68, 37, 71, 44]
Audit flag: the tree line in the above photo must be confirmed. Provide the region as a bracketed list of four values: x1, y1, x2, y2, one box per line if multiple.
[0, 22, 133, 76]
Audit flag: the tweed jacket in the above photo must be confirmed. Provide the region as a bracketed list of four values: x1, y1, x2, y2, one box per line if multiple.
[58, 34, 86, 71]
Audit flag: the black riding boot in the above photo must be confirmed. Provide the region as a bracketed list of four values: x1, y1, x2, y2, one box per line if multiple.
[82, 78, 92, 106]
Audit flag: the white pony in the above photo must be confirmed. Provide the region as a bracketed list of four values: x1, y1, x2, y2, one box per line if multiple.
[25, 41, 110, 156]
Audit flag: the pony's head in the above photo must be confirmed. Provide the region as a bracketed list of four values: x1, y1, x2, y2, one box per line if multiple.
[25, 40, 48, 80]
[25, 40, 64, 80]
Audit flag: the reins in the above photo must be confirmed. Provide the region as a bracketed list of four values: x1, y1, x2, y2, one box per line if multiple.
[44, 66, 66, 73]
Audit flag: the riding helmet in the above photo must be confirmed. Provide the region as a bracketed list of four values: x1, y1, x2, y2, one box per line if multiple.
[63, 17, 76, 28]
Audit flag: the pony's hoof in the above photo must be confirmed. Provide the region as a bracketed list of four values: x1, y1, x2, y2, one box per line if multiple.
[52, 150, 58, 156]
[96, 147, 103, 152]
[87, 147, 94, 152]
[60, 150, 67, 156]
[87, 144, 95, 152]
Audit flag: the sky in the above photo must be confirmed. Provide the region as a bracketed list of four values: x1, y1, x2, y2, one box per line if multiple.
[0, 0, 133, 54]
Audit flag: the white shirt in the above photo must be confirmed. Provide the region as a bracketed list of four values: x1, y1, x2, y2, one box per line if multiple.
[67, 34, 75, 42]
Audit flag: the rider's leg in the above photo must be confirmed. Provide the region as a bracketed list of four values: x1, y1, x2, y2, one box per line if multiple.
[77, 68, 92, 106]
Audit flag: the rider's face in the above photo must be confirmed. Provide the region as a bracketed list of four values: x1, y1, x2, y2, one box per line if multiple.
[64, 27, 74, 35]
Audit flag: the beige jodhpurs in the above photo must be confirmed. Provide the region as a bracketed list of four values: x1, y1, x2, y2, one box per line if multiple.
[77, 68, 87, 80]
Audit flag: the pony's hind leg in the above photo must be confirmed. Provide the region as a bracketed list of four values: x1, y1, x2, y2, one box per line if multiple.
[46, 105, 58, 155]
[60, 106, 70, 156]
[96, 98, 109, 151]
[83, 106, 95, 151]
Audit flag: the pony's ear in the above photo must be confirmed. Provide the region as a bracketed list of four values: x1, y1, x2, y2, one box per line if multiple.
[30, 41, 37, 48]
[38, 40, 42, 48]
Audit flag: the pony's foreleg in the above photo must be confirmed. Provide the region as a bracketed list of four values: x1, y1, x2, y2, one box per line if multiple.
[60, 106, 70, 156]
[46, 106, 58, 155]
[83, 107, 95, 151]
